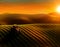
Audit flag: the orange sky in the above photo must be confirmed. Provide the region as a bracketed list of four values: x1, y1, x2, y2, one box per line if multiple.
[0, 1, 59, 14]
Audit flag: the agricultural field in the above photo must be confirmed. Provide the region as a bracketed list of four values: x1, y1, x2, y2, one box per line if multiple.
[0, 24, 60, 47]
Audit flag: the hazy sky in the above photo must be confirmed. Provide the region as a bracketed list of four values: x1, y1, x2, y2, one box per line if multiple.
[0, 0, 59, 14]
[0, 0, 53, 3]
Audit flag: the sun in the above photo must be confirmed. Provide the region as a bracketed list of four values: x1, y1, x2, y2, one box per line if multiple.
[56, 6, 60, 13]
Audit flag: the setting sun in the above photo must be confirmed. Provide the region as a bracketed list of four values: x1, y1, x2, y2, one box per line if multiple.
[56, 6, 60, 13]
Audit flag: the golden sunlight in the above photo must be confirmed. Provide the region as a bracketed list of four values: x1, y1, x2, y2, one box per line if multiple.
[56, 6, 60, 13]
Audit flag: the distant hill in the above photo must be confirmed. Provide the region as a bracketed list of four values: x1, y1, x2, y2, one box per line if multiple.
[0, 13, 60, 24]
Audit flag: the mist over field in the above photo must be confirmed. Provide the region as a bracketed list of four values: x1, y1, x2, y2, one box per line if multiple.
[0, 13, 60, 24]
